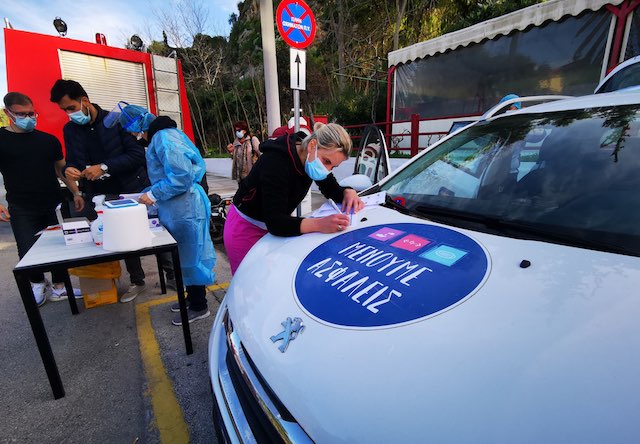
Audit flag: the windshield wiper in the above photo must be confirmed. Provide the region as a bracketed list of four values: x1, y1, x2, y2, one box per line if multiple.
[415, 204, 637, 256]
[415, 204, 498, 225]
[485, 218, 637, 256]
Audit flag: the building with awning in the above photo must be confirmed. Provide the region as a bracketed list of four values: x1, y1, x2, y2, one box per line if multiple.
[387, 0, 638, 142]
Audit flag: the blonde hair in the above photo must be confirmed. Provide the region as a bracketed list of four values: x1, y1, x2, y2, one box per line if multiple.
[301, 122, 352, 158]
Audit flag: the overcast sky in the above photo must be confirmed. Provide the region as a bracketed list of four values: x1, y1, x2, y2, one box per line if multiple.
[0, 0, 236, 100]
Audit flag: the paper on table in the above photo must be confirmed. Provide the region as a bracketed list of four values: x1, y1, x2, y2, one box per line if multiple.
[35, 225, 62, 236]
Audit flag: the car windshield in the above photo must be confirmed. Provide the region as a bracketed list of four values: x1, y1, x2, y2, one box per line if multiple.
[379, 104, 640, 256]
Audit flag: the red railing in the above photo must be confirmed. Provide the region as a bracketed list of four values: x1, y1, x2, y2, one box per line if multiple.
[342, 112, 478, 157]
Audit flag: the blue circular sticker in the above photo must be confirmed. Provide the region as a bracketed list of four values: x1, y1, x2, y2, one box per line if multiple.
[294, 223, 490, 328]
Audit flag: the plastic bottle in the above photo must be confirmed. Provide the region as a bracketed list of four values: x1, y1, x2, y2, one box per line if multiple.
[91, 195, 106, 246]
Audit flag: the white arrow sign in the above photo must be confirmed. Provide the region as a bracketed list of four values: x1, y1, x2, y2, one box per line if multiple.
[290, 48, 306, 90]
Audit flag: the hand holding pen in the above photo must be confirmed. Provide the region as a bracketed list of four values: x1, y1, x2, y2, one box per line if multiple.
[328, 198, 352, 230]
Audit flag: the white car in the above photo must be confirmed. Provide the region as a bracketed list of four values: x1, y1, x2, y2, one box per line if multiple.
[594, 54, 640, 94]
[209, 92, 640, 443]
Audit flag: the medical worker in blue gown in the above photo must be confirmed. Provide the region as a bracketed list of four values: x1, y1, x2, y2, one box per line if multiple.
[110, 103, 216, 326]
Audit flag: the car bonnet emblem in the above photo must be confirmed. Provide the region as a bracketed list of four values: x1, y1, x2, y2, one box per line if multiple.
[270, 317, 305, 353]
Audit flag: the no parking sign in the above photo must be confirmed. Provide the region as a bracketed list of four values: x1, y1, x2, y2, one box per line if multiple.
[276, 0, 316, 49]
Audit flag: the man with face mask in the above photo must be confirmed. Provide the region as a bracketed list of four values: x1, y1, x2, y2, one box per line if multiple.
[0, 92, 84, 306]
[50, 79, 150, 303]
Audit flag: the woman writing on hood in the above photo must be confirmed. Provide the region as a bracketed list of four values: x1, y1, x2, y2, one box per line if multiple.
[224, 122, 364, 274]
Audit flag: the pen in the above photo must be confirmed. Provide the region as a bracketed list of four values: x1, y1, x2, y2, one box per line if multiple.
[329, 198, 353, 226]
[327, 198, 342, 214]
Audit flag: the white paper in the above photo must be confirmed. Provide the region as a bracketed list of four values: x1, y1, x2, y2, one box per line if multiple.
[359, 191, 387, 206]
[35, 225, 62, 236]
[309, 191, 387, 218]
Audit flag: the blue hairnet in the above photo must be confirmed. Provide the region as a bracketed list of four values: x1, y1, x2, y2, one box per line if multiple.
[120, 104, 156, 132]
[499, 94, 521, 109]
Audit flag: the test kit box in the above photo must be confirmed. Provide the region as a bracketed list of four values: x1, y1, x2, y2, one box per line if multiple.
[62, 217, 93, 246]
[79, 277, 118, 308]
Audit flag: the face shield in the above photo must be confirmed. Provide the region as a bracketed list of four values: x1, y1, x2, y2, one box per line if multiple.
[104, 101, 134, 129]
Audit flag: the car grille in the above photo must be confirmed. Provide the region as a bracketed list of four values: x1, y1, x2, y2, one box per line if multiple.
[216, 309, 314, 444]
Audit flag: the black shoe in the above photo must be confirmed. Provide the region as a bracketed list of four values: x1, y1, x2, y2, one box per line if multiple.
[170, 301, 190, 313]
[172, 308, 210, 326]
[166, 278, 177, 291]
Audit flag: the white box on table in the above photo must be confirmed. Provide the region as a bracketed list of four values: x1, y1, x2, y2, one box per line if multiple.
[61, 218, 93, 245]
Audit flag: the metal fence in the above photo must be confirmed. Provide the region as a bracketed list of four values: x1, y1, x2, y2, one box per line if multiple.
[343, 113, 478, 157]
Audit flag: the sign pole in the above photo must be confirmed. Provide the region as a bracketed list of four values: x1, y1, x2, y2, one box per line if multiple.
[260, 0, 281, 135]
[294, 89, 301, 216]
[276, 0, 316, 217]
[294, 90, 300, 133]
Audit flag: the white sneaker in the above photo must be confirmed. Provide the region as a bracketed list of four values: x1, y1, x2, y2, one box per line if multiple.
[120, 284, 146, 303]
[31, 280, 50, 307]
[50, 285, 83, 302]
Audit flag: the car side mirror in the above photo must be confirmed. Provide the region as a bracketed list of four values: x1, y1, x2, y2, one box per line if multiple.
[339, 174, 374, 192]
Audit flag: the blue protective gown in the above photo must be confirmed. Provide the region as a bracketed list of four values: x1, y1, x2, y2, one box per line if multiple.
[146, 128, 215, 286]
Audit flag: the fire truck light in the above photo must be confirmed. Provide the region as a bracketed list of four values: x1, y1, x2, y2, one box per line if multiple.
[53, 17, 67, 37]
[130, 34, 144, 51]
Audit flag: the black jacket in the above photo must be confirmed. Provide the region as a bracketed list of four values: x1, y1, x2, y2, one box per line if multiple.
[62, 104, 149, 195]
[233, 132, 347, 236]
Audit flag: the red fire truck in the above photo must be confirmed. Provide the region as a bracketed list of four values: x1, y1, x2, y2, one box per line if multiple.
[4, 28, 194, 147]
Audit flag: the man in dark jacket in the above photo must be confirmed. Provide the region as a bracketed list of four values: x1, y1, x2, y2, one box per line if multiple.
[50, 79, 150, 303]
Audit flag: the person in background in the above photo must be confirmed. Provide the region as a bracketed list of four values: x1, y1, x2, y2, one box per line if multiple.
[226, 121, 260, 183]
[50, 79, 150, 303]
[224, 122, 364, 275]
[499, 93, 522, 112]
[0, 92, 84, 305]
[112, 103, 216, 325]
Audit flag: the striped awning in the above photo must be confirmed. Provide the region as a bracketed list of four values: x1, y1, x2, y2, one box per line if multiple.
[388, 0, 625, 67]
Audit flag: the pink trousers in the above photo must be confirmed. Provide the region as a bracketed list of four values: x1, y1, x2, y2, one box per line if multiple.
[223, 205, 268, 275]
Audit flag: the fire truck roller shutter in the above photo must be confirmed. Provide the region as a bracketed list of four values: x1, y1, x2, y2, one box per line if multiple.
[58, 50, 150, 112]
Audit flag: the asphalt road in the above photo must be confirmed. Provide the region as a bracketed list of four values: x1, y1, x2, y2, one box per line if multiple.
[0, 173, 238, 444]
[0, 171, 327, 443]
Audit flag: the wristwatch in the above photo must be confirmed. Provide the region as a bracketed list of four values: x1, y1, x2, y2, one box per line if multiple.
[74, 191, 83, 197]
[100, 163, 109, 173]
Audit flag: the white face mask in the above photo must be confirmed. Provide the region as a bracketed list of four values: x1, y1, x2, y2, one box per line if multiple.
[236, 130, 245, 139]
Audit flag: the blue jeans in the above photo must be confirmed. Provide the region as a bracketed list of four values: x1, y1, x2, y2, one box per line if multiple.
[9, 203, 67, 284]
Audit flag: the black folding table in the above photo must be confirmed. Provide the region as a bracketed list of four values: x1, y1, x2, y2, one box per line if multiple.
[13, 227, 192, 399]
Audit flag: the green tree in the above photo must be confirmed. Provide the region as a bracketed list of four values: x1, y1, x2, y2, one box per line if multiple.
[140, 0, 546, 153]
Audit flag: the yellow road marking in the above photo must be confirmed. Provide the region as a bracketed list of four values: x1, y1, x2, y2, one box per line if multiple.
[135, 281, 229, 443]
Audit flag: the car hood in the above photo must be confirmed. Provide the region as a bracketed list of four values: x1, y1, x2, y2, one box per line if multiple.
[226, 205, 640, 443]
